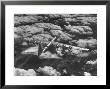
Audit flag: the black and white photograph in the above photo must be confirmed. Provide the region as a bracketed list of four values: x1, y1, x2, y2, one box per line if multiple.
[14, 14, 97, 76]
[4, 4, 106, 85]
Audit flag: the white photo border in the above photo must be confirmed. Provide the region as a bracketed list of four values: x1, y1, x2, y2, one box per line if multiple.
[5, 5, 106, 85]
